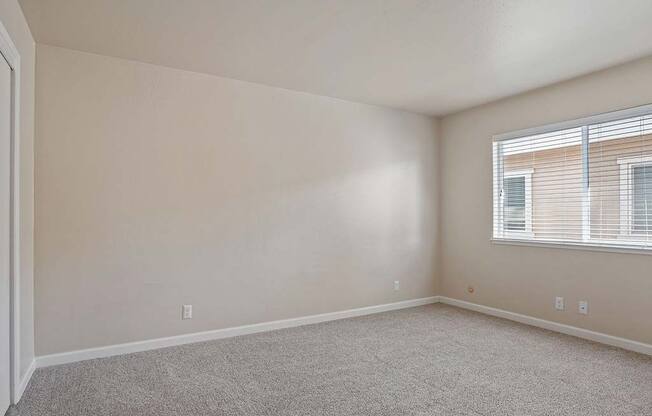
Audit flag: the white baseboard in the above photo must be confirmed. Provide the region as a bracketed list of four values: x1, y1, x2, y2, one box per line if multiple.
[439, 296, 652, 356]
[14, 359, 36, 403]
[24, 294, 650, 391]
[36, 296, 439, 368]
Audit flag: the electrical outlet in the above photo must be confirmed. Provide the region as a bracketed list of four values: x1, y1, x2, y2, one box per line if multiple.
[578, 300, 588, 315]
[394, 280, 400, 291]
[555, 296, 564, 311]
[182, 304, 193, 320]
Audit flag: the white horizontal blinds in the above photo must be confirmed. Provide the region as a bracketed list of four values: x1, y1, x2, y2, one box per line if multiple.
[493, 109, 652, 249]
[588, 115, 652, 246]
[492, 141, 504, 237]
[494, 127, 583, 241]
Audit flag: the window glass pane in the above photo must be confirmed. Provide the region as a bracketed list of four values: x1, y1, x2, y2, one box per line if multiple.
[588, 120, 652, 240]
[505, 176, 526, 231]
[502, 127, 583, 241]
[632, 165, 652, 234]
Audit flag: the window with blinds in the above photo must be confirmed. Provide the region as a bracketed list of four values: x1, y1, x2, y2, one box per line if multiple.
[493, 105, 652, 251]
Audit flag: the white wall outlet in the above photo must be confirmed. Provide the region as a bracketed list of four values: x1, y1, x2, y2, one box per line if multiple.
[182, 304, 193, 320]
[578, 300, 588, 315]
[555, 296, 564, 311]
[394, 280, 400, 291]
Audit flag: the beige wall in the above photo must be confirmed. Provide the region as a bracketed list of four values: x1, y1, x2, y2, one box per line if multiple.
[34, 45, 439, 355]
[441, 55, 652, 345]
[0, 0, 35, 381]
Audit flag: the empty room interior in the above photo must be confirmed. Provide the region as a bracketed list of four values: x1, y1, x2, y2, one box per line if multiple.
[1, 1, 652, 415]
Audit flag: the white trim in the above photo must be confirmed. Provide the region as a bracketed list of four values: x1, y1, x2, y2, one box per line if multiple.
[491, 237, 652, 255]
[15, 359, 34, 402]
[493, 103, 652, 142]
[616, 154, 652, 166]
[504, 168, 534, 176]
[23, 294, 650, 379]
[0, 18, 22, 406]
[439, 297, 652, 356]
[35, 296, 439, 368]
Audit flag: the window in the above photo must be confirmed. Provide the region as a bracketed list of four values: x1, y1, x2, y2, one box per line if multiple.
[493, 105, 652, 251]
[502, 170, 532, 236]
[618, 155, 652, 237]
[504, 175, 526, 231]
[632, 165, 652, 234]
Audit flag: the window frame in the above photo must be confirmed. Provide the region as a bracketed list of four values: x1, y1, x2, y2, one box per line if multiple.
[491, 103, 652, 255]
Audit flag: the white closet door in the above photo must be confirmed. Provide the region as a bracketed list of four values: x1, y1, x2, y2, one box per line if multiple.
[0, 52, 12, 413]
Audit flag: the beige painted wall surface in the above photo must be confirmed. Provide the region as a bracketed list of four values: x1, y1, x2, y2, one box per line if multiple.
[35, 45, 439, 355]
[441, 56, 652, 344]
[0, 0, 35, 380]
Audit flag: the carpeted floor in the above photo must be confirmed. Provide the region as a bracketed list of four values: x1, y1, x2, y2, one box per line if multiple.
[16, 304, 652, 415]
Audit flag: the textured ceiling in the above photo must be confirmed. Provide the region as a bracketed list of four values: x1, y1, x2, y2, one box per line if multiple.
[19, 0, 652, 115]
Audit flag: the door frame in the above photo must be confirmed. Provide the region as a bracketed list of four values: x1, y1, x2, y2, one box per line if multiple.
[0, 18, 22, 405]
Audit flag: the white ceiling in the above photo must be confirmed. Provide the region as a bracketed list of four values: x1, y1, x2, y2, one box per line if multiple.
[18, 0, 652, 116]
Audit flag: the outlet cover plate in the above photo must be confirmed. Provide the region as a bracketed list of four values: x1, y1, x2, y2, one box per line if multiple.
[182, 304, 193, 320]
[555, 296, 564, 311]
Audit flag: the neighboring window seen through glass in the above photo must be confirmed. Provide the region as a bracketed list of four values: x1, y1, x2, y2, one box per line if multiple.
[631, 164, 652, 234]
[504, 176, 526, 231]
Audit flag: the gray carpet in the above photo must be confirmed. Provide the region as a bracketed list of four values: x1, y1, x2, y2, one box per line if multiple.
[16, 304, 652, 415]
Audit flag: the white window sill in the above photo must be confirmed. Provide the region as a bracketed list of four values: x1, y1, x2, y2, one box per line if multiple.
[491, 237, 652, 256]
[503, 231, 534, 240]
